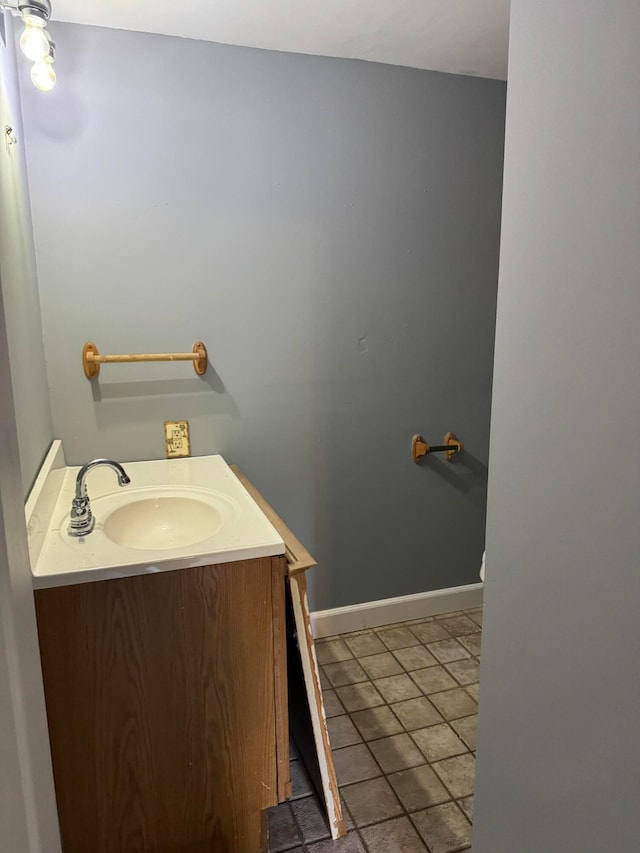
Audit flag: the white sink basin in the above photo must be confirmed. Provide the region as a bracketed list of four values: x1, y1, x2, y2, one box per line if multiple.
[103, 495, 224, 550]
[91, 485, 237, 551]
[28, 449, 285, 589]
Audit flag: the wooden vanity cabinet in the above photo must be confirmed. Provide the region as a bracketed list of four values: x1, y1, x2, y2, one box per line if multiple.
[34, 555, 289, 853]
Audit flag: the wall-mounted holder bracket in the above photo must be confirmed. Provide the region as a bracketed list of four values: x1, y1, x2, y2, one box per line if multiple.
[412, 431, 464, 463]
[82, 341, 208, 379]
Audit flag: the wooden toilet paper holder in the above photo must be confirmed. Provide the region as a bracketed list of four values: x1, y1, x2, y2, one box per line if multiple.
[412, 432, 464, 463]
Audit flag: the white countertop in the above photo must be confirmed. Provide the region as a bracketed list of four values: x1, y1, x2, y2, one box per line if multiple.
[27, 442, 285, 589]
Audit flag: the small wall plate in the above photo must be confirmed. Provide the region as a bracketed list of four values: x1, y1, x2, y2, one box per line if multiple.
[164, 421, 191, 458]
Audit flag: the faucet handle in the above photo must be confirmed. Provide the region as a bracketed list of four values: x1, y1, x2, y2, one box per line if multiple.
[68, 495, 95, 537]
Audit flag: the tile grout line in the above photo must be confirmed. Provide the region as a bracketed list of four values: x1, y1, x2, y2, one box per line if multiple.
[332, 607, 480, 851]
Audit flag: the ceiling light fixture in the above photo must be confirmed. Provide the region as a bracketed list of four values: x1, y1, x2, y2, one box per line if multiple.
[0, 1, 57, 91]
[30, 41, 55, 91]
[20, 11, 50, 61]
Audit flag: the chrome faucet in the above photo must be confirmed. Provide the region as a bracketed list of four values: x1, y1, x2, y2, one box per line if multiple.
[68, 459, 131, 537]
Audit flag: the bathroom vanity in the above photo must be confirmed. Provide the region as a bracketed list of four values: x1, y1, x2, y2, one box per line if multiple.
[27, 445, 340, 853]
[35, 554, 288, 852]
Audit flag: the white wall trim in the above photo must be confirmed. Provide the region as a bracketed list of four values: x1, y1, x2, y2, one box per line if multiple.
[311, 582, 484, 638]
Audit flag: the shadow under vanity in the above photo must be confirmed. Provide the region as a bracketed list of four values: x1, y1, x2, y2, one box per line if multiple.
[28, 443, 343, 852]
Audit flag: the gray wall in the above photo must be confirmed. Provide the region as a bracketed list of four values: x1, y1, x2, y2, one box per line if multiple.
[21, 23, 505, 609]
[474, 2, 640, 850]
[0, 14, 61, 852]
[0, 14, 53, 497]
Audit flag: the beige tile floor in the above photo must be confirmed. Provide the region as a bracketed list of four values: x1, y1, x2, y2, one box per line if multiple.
[268, 606, 482, 853]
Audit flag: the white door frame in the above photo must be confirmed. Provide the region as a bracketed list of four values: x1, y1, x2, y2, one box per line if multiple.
[0, 11, 61, 852]
[0, 295, 61, 852]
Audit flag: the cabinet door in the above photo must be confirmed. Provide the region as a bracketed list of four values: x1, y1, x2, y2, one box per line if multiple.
[35, 558, 278, 853]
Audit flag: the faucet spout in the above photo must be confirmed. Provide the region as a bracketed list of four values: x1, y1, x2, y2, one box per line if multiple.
[75, 458, 130, 500]
[68, 458, 131, 537]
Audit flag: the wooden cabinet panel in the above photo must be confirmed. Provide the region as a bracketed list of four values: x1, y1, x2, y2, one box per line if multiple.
[35, 557, 283, 853]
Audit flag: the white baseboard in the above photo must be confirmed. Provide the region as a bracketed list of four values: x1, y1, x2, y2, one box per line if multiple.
[311, 583, 484, 639]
